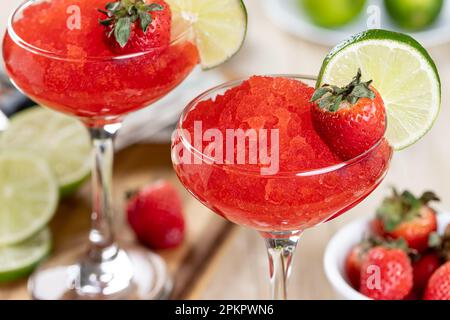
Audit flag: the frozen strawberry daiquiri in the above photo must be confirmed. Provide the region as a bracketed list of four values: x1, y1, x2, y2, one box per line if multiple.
[173, 75, 393, 233]
[173, 28, 441, 300]
[2, 0, 247, 300]
[3, 0, 199, 124]
[172, 74, 393, 300]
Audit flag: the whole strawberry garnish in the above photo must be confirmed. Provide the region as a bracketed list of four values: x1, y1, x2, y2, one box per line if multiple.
[424, 262, 450, 300]
[374, 189, 439, 253]
[311, 69, 386, 160]
[359, 246, 413, 300]
[98, 0, 171, 54]
[126, 181, 185, 250]
[413, 253, 441, 293]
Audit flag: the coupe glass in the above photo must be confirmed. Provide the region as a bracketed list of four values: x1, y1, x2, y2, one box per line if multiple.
[172, 75, 393, 300]
[2, 0, 199, 300]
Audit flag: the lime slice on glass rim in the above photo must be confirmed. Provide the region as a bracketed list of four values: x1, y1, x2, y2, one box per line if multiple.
[166, 0, 247, 69]
[0, 151, 58, 245]
[0, 106, 91, 196]
[0, 228, 51, 283]
[317, 29, 441, 150]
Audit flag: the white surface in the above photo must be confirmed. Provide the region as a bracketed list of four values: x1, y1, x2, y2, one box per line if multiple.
[262, 0, 450, 48]
[323, 211, 450, 300]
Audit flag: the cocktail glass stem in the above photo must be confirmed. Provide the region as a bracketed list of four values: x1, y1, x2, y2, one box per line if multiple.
[88, 124, 121, 258]
[264, 232, 301, 300]
[75, 123, 134, 298]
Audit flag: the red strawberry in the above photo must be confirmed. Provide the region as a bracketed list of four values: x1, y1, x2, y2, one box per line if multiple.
[428, 223, 450, 262]
[99, 0, 171, 54]
[345, 245, 366, 288]
[126, 181, 185, 249]
[413, 253, 441, 292]
[424, 262, 450, 300]
[311, 69, 386, 160]
[359, 246, 413, 300]
[374, 189, 439, 253]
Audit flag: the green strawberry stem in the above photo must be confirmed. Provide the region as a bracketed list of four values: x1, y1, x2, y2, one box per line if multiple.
[98, 0, 164, 47]
[311, 69, 375, 112]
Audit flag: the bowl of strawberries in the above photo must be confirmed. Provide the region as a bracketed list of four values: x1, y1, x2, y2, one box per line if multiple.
[324, 189, 450, 300]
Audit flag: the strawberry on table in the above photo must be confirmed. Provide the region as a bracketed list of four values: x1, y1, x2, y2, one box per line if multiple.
[424, 262, 450, 300]
[359, 245, 413, 300]
[311, 69, 386, 160]
[374, 189, 439, 253]
[126, 181, 185, 250]
[99, 0, 172, 54]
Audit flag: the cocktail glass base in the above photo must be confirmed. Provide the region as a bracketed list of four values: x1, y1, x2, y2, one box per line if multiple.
[28, 246, 172, 300]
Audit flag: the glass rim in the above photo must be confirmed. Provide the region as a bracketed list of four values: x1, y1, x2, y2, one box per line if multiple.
[6, 0, 193, 62]
[176, 74, 390, 177]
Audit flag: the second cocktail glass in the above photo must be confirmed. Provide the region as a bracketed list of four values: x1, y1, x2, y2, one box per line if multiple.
[3, 0, 199, 299]
[172, 75, 393, 300]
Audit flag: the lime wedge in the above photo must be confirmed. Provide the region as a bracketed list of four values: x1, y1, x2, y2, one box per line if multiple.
[0, 228, 51, 283]
[0, 107, 91, 196]
[0, 151, 58, 245]
[317, 29, 441, 150]
[167, 0, 247, 69]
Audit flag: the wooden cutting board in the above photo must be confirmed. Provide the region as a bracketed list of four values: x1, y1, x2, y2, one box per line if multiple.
[0, 143, 236, 300]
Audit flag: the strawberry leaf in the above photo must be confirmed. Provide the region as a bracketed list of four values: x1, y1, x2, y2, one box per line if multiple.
[115, 16, 131, 48]
[139, 12, 152, 33]
[99, 0, 165, 47]
[310, 86, 332, 103]
[312, 68, 376, 112]
[420, 191, 440, 204]
[146, 3, 164, 11]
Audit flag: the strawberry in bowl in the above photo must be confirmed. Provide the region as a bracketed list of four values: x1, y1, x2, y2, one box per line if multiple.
[372, 189, 439, 253]
[324, 189, 450, 300]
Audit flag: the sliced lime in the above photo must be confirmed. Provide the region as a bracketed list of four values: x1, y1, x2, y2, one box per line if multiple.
[318, 29, 441, 150]
[0, 228, 51, 283]
[167, 0, 247, 69]
[0, 107, 91, 196]
[0, 151, 58, 245]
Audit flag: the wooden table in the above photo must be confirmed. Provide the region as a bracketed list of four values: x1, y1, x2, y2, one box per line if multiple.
[1, 0, 450, 300]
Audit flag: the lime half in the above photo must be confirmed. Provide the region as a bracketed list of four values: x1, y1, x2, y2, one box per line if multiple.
[167, 0, 247, 69]
[0, 107, 91, 196]
[318, 29, 441, 150]
[0, 151, 58, 245]
[0, 228, 51, 283]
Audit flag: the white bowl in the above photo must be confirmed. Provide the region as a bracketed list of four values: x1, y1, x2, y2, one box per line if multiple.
[323, 211, 450, 300]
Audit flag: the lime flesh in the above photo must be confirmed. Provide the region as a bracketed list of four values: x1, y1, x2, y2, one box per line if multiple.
[0, 107, 91, 196]
[0, 228, 51, 283]
[0, 151, 58, 245]
[166, 0, 248, 69]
